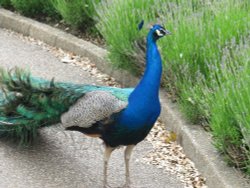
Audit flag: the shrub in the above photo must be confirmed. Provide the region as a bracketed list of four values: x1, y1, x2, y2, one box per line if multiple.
[42, 0, 60, 19]
[177, 35, 250, 173]
[0, 0, 12, 8]
[160, 0, 249, 89]
[95, 0, 160, 74]
[209, 37, 250, 173]
[96, 0, 250, 174]
[161, 0, 250, 173]
[52, 0, 99, 31]
[10, 0, 59, 19]
[11, 0, 43, 17]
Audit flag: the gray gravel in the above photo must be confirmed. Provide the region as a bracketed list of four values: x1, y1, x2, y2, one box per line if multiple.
[0, 28, 185, 188]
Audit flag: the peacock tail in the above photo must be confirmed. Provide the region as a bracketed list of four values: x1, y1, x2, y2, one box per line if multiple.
[0, 68, 133, 144]
[0, 68, 82, 143]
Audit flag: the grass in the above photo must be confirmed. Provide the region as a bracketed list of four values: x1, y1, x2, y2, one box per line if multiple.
[160, 0, 249, 117]
[1, 0, 250, 175]
[161, 0, 248, 85]
[163, 0, 250, 173]
[52, 0, 99, 31]
[96, 0, 250, 174]
[8, 0, 59, 18]
[0, 0, 12, 8]
[10, 0, 43, 17]
[209, 37, 250, 172]
[2, 0, 98, 33]
[96, 0, 161, 74]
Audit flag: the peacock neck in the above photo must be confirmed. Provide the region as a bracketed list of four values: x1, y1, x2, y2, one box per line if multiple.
[129, 34, 162, 103]
[119, 32, 162, 128]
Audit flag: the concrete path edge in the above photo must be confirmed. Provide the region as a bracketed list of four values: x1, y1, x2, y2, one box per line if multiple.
[0, 8, 249, 188]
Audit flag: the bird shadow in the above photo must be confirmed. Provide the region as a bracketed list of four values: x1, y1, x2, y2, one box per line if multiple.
[0, 126, 105, 187]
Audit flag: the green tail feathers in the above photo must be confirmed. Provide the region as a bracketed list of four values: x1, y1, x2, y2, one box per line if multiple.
[0, 68, 84, 144]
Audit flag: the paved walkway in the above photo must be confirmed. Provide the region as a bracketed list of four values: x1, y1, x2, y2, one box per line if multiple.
[0, 28, 183, 188]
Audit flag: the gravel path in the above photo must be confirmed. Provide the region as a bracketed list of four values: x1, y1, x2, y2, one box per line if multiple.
[1, 28, 207, 188]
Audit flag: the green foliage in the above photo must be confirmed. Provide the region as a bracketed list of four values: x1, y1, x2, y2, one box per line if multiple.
[52, 0, 100, 30]
[179, 35, 250, 173]
[162, 0, 250, 173]
[11, 0, 43, 16]
[42, 0, 60, 18]
[2, 0, 250, 175]
[209, 38, 250, 173]
[96, 0, 250, 174]
[95, 0, 160, 74]
[10, 0, 59, 18]
[0, 0, 12, 8]
[160, 0, 249, 86]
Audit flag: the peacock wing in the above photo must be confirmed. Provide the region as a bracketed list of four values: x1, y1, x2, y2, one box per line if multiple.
[0, 68, 131, 144]
[57, 84, 133, 102]
[60, 90, 127, 129]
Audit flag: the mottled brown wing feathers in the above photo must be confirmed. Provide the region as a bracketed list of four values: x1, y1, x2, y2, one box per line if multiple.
[60, 91, 127, 129]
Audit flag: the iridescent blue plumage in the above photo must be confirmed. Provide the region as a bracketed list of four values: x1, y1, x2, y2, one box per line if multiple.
[0, 23, 170, 187]
[102, 25, 165, 147]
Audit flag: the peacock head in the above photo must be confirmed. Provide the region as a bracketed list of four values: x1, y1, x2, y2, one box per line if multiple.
[138, 20, 171, 41]
[150, 24, 171, 41]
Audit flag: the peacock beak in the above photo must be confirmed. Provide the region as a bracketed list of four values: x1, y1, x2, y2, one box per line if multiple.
[157, 28, 171, 37]
[162, 29, 171, 35]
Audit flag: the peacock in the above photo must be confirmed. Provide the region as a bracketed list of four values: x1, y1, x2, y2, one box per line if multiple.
[0, 21, 170, 187]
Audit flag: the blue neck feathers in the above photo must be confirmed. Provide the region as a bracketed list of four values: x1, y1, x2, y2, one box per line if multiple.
[119, 29, 162, 128]
[129, 30, 162, 104]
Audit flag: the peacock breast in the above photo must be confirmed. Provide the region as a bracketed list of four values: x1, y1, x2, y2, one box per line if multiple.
[102, 104, 161, 147]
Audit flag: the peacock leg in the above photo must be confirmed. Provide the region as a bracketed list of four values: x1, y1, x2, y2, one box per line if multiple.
[124, 145, 135, 188]
[103, 146, 114, 188]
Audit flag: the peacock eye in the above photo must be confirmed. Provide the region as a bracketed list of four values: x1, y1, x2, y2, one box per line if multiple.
[156, 29, 164, 37]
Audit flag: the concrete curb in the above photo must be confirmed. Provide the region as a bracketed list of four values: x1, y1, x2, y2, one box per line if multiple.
[0, 9, 139, 87]
[0, 8, 249, 188]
